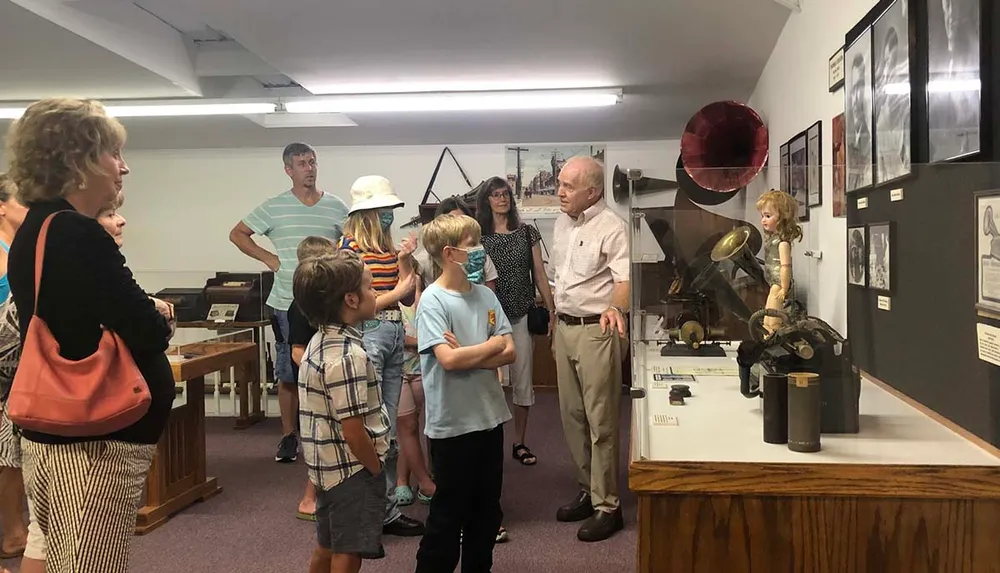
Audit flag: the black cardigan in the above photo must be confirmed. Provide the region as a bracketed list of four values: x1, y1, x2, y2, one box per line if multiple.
[8, 199, 174, 445]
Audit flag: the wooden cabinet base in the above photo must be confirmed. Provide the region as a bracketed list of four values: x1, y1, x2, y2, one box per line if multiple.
[136, 373, 221, 535]
[135, 478, 222, 535]
[636, 493, 1000, 572]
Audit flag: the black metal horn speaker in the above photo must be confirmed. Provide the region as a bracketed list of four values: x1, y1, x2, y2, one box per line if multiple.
[611, 165, 679, 204]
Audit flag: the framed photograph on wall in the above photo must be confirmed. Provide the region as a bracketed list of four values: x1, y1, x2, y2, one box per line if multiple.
[505, 144, 605, 215]
[806, 120, 823, 207]
[873, 0, 912, 185]
[975, 191, 1000, 314]
[788, 131, 809, 222]
[868, 221, 893, 293]
[832, 113, 847, 217]
[779, 143, 790, 193]
[845, 27, 874, 192]
[927, 0, 981, 162]
[848, 225, 868, 287]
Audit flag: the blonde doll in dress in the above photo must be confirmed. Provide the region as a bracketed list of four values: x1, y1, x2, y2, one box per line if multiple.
[755, 190, 803, 335]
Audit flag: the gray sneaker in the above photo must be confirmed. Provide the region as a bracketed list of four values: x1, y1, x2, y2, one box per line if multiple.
[275, 433, 298, 463]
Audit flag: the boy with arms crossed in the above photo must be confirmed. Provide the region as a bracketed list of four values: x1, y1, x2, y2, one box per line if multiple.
[414, 214, 516, 573]
[294, 251, 389, 573]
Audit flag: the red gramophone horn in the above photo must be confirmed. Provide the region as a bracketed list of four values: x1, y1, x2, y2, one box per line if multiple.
[680, 101, 769, 192]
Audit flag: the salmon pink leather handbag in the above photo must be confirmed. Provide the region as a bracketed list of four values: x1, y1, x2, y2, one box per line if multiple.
[6, 212, 151, 437]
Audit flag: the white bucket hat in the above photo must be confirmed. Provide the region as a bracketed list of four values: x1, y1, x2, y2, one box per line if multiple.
[348, 175, 405, 214]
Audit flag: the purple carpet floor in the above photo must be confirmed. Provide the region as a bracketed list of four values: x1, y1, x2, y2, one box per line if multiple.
[2, 392, 636, 572]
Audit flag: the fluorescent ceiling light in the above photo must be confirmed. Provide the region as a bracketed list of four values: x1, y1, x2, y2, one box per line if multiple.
[284, 90, 622, 114]
[107, 102, 276, 117]
[245, 112, 358, 129]
[0, 102, 276, 120]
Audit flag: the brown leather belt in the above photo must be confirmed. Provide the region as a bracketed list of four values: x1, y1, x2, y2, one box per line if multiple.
[557, 314, 601, 326]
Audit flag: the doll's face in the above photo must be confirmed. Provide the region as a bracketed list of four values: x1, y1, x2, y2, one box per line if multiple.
[759, 204, 779, 233]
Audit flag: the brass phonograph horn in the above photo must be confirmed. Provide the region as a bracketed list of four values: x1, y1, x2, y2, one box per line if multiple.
[611, 165, 678, 204]
[680, 101, 769, 192]
[710, 225, 767, 286]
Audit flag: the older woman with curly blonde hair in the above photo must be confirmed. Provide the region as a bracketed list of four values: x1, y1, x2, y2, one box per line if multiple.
[4, 98, 175, 573]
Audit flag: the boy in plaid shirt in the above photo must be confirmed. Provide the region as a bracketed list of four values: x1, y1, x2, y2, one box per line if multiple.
[293, 250, 389, 573]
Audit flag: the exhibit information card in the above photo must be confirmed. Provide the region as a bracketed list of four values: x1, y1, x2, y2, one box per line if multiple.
[977, 323, 1000, 368]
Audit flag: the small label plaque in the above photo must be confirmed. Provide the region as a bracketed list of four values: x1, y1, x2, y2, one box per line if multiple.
[890, 188, 904, 201]
[877, 296, 891, 311]
[829, 48, 845, 92]
[858, 197, 869, 209]
[977, 323, 1000, 367]
[651, 414, 679, 427]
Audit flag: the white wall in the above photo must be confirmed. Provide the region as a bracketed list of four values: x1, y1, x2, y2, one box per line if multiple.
[118, 140, 679, 291]
[747, 0, 878, 335]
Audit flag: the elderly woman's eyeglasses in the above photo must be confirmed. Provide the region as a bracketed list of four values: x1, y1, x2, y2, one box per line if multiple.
[490, 190, 510, 199]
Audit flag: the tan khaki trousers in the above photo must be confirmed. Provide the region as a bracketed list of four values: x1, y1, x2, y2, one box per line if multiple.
[553, 321, 622, 513]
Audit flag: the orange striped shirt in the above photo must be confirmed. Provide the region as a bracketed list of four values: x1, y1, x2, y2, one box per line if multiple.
[338, 236, 399, 294]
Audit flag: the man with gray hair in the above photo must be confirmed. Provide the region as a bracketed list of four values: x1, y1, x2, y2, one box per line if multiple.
[550, 156, 629, 542]
[229, 143, 349, 517]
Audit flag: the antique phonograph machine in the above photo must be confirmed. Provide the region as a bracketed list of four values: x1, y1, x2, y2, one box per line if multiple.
[624, 101, 859, 432]
[620, 101, 774, 357]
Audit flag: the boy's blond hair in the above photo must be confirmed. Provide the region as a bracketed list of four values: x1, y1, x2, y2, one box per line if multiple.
[297, 236, 336, 263]
[421, 214, 482, 266]
[293, 250, 366, 328]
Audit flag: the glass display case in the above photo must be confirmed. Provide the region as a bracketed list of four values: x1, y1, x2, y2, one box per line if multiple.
[134, 269, 275, 417]
[627, 163, 811, 463]
[623, 161, 982, 466]
[167, 326, 258, 418]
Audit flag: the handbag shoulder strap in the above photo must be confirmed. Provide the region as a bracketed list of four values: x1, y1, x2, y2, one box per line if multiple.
[522, 224, 537, 291]
[32, 212, 64, 315]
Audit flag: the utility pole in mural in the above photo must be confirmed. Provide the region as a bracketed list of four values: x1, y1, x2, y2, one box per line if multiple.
[506, 146, 529, 200]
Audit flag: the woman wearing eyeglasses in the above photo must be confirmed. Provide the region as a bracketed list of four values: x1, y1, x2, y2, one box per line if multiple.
[475, 177, 555, 468]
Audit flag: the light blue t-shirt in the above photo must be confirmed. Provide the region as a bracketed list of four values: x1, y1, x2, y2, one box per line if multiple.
[416, 283, 513, 439]
[242, 190, 349, 311]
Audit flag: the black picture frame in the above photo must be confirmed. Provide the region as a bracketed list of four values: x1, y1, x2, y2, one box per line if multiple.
[926, 0, 984, 163]
[779, 143, 790, 193]
[845, 26, 875, 193]
[867, 221, 894, 293]
[848, 225, 868, 287]
[806, 120, 823, 207]
[788, 130, 810, 222]
[873, 0, 914, 186]
[974, 190, 1000, 313]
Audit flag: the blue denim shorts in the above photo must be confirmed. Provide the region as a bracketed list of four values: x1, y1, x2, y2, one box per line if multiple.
[272, 309, 293, 384]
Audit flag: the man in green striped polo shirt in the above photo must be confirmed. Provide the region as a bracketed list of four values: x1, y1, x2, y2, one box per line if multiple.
[229, 143, 349, 467]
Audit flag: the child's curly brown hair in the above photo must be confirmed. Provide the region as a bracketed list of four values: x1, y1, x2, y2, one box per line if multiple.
[756, 189, 803, 243]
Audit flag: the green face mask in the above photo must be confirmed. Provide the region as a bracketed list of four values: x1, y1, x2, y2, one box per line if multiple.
[379, 211, 394, 230]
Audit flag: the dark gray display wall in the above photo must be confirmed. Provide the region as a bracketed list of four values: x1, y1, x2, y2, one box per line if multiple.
[845, 0, 1000, 445]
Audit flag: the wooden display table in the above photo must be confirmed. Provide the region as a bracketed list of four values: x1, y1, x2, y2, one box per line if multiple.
[176, 321, 269, 428]
[629, 344, 1000, 572]
[135, 341, 258, 535]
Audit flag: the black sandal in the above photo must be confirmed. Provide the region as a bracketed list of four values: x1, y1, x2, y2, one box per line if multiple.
[512, 443, 537, 466]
